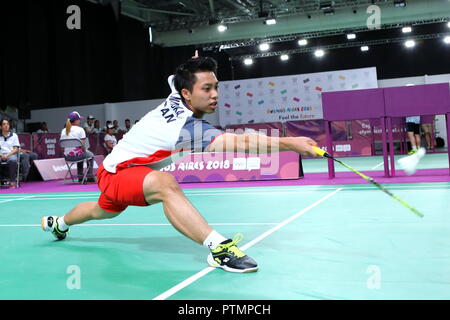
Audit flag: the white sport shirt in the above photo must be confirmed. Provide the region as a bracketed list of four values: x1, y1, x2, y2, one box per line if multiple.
[102, 77, 223, 173]
[0, 132, 20, 155]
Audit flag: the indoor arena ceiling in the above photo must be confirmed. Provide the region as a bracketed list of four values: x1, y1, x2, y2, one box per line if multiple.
[87, 0, 450, 48]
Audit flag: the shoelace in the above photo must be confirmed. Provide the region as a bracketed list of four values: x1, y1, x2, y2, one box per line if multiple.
[221, 233, 246, 258]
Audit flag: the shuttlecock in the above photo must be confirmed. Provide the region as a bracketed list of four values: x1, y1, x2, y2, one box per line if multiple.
[397, 147, 426, 175]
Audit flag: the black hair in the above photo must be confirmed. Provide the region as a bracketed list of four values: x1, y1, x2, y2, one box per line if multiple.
[1, 119, 10, 126]
[173, 57, 218, 102]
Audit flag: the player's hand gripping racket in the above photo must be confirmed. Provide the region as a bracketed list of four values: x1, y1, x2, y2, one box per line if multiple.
[312, 146, 424, 218]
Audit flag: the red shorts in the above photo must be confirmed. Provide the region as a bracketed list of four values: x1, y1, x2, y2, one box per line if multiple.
[97, 164, 153, 212]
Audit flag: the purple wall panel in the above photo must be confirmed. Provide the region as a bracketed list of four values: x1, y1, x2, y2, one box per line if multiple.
[322, 88, 385, 120]
[384, 83, 450, 117]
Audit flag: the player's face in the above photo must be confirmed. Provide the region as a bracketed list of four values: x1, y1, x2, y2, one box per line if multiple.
[182, 71, 218, 118]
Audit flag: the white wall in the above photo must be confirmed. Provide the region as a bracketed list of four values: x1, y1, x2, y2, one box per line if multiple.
[28, 97, 222, 133]
[377, 76, 426, 88]
[29, 99, 163, 133]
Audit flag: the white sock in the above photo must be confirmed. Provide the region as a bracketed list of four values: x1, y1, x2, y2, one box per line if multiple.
[203, 230, 227, 250]
[57, 216, 69, 231]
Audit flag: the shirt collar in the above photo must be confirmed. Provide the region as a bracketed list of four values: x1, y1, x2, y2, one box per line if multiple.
[2, 132, 13, 141]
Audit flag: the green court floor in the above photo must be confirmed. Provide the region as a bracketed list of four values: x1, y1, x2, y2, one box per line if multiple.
[302, 152, 449, 173]
[1, 182, 449, 300]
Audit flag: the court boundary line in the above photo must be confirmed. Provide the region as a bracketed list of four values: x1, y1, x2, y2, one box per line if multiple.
[0, 222, 279, 227]
[152, 187, 342, 301]
[0, 195, 35, 204]
[0, 183, 448, 201]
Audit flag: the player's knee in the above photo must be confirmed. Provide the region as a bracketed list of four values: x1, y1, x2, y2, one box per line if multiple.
[143, 171, 181, 200]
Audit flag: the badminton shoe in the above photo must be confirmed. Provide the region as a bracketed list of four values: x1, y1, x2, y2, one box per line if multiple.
[41, 216, 69, 240]
[407, 149, 418, 155]
[207, 234, 258, 273]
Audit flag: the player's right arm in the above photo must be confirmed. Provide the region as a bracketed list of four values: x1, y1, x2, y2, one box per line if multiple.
[206, 132, 318, 156]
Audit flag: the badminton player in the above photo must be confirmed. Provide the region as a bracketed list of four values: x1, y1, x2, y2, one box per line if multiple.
[42, 56, 318, 273]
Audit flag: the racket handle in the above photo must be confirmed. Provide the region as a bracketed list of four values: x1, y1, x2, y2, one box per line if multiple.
[312, 146, 328, 158]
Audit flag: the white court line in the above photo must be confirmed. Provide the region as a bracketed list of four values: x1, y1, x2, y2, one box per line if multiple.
[0, 184, 446, 201]
[0, 183, 448, 201]
[371, 162, 385, 170]
[0, 195, 35, 204]
[152, 187, 342, 301]
[0, 222, 278, 227]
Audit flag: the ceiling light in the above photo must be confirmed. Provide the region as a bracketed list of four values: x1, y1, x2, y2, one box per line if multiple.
[447, 22, 450, 28]
[404, 40, 415, 48]
[265, 18, 277, 25]
[319, 1, 333, 10]
[394, 0, 406, 8]
[314, 49, 325, 57]
[244, 58, 253, 65]
[217, 24, 227, 32]
[444, 36, 450, 44]
[402, 26, 412, 33]
[361, 46, 369, 51]
[298, 39, 308, 46]
[280, 55, 289, 61]
[347, 33, 356, 40]
[259, 43, 270, 51]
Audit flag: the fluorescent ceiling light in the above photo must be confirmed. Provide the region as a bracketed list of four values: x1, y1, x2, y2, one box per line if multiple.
[217, 24, 227, 32]
[444, 36, 450, 44]
[314, 49, 325, 57]
[298, 39, 308, 46]
[244, 58, 253, 65]
[259, 43, 270, 51]
[265, 19, 276, 25]
[361, 46, 369, 51]
[402, 26, 412, 33]
[394, 0, 406, 8]
[404, 40, 415, 48]
[280, 55, 289, 61]
[347, 33, 356, 40]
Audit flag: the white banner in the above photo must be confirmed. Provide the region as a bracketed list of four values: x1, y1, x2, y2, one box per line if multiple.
[218, 67, 378, 127]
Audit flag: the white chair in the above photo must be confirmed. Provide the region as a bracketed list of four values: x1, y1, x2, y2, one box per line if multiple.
[60, 139, 93, 184]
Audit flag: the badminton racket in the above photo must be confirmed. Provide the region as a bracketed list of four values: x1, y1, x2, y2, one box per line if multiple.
[312, 146, 424, 218]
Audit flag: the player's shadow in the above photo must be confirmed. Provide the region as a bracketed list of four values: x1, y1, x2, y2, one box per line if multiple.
[68, 235, 204, 257]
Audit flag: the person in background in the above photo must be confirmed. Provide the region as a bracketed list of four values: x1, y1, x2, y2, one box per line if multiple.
[84, 115, 96, 134]
[19, 147, 38, 181]
[119, 119, 132, 134]
[0, 119, 20, 188]
[93, 119, 101, 134]
[112, 120, 120, 134]
[103, 120, 112, 133]
[60, 111, 95, 183]
[36, 122, 49, 133]
[103, 123, 117, 154]
[405, 116, 421, 154]
[420, 115, 435, 151]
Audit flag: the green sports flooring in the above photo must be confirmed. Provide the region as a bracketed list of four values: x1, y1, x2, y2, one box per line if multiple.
[1, 182, 450, 300]
[302, 152, 449, 173]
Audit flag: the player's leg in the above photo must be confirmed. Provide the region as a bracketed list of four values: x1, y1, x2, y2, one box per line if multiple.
[143, 170, 213, 244]
[142, 170, 258, 273]
[42, 201, 121, 240]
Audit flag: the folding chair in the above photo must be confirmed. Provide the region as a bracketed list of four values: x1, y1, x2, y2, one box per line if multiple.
[60, 138, 93, 184]
[0, 152, 20, 188]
